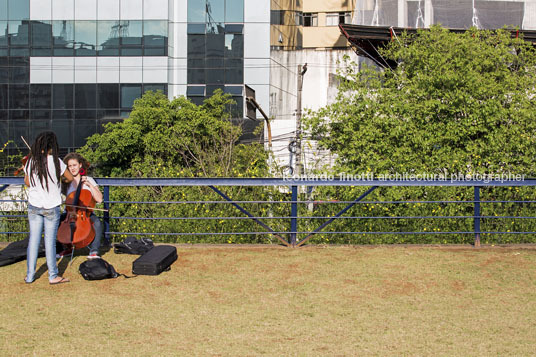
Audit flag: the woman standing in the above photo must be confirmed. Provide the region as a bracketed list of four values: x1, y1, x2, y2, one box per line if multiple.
[24, 132, 73, 284]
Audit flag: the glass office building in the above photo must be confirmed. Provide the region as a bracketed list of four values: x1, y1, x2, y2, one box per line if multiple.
[1, 0, 271, 152]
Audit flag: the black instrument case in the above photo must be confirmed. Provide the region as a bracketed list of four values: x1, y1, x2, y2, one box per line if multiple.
[132, 245, 177, 275]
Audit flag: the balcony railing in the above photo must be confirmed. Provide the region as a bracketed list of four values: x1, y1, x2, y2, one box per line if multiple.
[2, 177, 536, 247]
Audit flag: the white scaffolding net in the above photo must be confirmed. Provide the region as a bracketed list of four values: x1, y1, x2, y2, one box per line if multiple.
[353, 0, 536, 30]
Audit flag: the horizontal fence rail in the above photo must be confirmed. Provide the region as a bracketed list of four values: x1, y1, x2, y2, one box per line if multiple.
[2, 177, 536, 247]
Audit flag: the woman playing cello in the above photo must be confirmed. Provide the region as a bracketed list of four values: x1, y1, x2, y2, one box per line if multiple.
[57, 153, 104, 259]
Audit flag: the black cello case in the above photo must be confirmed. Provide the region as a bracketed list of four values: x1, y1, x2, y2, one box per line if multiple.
[132, 245, 177, 275]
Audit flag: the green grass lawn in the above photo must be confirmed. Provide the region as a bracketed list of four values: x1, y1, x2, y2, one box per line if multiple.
[1, 245, 535, 355]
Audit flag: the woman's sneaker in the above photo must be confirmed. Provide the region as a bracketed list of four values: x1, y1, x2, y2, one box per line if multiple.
[87, 253, 100, 259]
[56, 248, 72, 259]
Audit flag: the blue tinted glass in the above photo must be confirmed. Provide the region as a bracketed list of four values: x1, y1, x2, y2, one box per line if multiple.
[97, 21, 119, 56]
[0, 0, 7, 20]
[206, 22, 223, 34]
[206, 68, 223, 84]
[224, 33, 242, 57]
[75, 21, 97, 56]
[121, 84, 142, 108]
[51, 110, 73, 119]
[143, 47, 166, 55]
[0, 119, 6, 144]
[187, 34, 205, 57]
[0, 58, 7, 83]
[121, 47, 143, 56]
[9, 109, 29, 120]
[207, 0, 224, 23]
[206, 85, 223, 95]
[144, 21, 167, 47]
[225, 0, 243, 22]
[9, 47, 29, 56]
[225, 24, 242, 33]
[0, 21, 7, 46]
[74, 120, 96, 147]
[31, 48, 52, 56]
[9, 56, 29, 83]
[188, 0, 206, 22]
[8, 0, 29, 20]
[187, 59, 205, 84]
[53, 21, 74, 55]
[32, 21, 52, 48]
[30, 110, 51, 120]
[224, 85, 242, 95]
[206, 58, 223, 84]
[143, 84, 167, 95]
[97, 84, 119, 109]
[9, 84, 29, 108]
[97, 110, 119, 120]
[75, 84, 97, 108]
[227, 95, 242, 118]
[53, 84, 74, 109]
[224, 58, 243, 84]
[51, 120, 73, 148]
[30, 84, 52, 109]
[206, 32, 224, 57]
[121, 20, 142, 45]
[187, 23, 205, 34]
[10, 121, 29, 148]
[30, 120, 52, 144]
[187, 86, 205, 96]
[74, 110, 97, 119]
[0, 84, 6, 108]
[188, 96, 204, 106]
[8, 21, 29, 45]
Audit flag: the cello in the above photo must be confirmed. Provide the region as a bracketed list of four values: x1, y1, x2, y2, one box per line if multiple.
[57, 168, 96, 250]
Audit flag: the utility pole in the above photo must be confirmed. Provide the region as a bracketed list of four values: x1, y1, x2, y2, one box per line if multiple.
[246, 97, 272, 149]
[295, 63, 307, 177]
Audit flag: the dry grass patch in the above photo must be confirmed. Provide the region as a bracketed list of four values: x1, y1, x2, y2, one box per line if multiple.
[1, 245, 535, 355]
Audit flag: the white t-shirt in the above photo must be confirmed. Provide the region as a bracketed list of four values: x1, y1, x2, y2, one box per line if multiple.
[66, 176, 98, 196]
[24, 156, 67, 209]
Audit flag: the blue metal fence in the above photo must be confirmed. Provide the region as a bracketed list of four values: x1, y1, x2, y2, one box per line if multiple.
[2, 177, 536, 247]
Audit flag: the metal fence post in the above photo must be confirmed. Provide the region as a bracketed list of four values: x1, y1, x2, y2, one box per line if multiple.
[474, 186, 481, 247]
[103, 186, 110, 245]
[290, 185, 298, 247]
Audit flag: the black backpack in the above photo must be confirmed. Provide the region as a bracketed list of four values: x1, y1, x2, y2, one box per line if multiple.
[79, 258, 119, 280]
[113, 237, 154, 255]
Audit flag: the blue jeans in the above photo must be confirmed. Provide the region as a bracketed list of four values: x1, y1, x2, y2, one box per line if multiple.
[89, 213, 103, 255]
[26, 204, 61, 283]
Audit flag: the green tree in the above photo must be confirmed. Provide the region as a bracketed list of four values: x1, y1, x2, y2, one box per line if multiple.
[306, 26, 536, 177]
[80, 90, 267, 178]
[78, 91, 285, 244]
[302, 26, 536, 244]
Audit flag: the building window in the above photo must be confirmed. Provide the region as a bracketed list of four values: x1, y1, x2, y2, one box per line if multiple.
[340, 12, 352, 25]
[120, 84, 142, 109]
[53, 21, 74, 56]
[295, 11, 303, 26]
[303, 13, 318, 27]
[75, 21, 97, 56]
[326, 12, 351, 26]
[326, 13, 338, 26]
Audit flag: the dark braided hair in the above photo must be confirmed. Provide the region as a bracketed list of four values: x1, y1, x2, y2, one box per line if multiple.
[25, 131, 61, 191]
